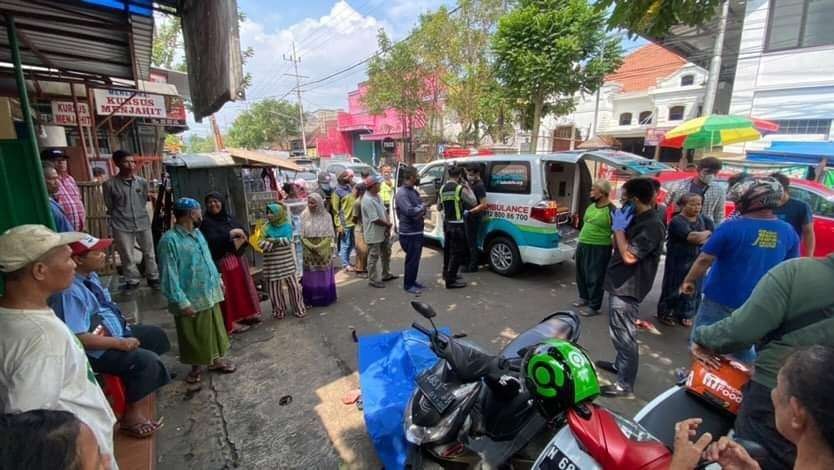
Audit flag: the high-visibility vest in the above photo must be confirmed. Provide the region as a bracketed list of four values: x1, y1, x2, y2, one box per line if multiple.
[440, 182, 464, 222]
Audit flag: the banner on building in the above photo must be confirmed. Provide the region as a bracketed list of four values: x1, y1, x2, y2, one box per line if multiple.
[51, 101, 91, 127]
[644, 128, 668, 146]
[93, 89, 167, 118]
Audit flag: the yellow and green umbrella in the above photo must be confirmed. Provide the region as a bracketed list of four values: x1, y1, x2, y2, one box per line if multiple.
[661, 115, 779, 150]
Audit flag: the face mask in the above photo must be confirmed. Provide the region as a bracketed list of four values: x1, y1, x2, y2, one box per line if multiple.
[621, 199, 635, 211]
[589, 196, 600, 202]
[701, 174, 715, 185]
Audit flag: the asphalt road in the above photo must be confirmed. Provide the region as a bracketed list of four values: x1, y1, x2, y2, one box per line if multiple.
[140, 239, 693, 469]
[312, 240, 691, 419]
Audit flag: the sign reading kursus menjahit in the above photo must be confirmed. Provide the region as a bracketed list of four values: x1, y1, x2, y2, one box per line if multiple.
[93, 89, 167, 118]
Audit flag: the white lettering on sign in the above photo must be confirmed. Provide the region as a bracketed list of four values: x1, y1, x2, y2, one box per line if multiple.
[703, 372, 743, 404]
[51, 101, 91, 127]
[485, 203, 530, 221]
[93, 89, 167, 118]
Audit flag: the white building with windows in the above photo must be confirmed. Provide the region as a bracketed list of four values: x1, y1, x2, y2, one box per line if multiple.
[726, 0, 834, 153]
[538, 44, 709, 161]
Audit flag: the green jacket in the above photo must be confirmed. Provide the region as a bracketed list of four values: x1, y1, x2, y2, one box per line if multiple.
[331, 190, 356, 230]
[693, 255, 834, 389]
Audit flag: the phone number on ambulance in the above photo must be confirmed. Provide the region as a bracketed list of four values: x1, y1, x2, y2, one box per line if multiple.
[486, 204, 529, 221]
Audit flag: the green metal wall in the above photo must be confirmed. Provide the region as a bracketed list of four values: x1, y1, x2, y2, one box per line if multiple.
[0, 138, 53, 233]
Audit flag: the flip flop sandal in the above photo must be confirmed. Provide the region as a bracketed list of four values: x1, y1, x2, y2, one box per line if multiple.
[680, 318, 694, 327]
[656, 315, 678, 327]
[185, 371, 202, 384]
[208, 360, 237, 374]
[120, 418, 164, 439]
[230, 324, 251, 334]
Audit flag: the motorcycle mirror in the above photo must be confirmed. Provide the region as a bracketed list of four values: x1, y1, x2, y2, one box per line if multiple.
[411, 301, 437, 320]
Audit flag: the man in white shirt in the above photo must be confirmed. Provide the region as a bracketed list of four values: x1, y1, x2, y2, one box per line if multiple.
[0, 224, 117, 469]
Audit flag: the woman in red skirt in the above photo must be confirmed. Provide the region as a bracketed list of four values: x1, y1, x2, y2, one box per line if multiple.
[202, 192, 262, 333]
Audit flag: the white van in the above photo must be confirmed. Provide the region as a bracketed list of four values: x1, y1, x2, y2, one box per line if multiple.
[394, 150, 670, 276]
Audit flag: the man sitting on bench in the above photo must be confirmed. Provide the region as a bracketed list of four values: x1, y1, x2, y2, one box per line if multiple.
[50, 234, 171, 439]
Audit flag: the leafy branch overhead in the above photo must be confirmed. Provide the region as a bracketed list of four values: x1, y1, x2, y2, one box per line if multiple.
[597, 0, 723, 37]
[226, 99, 301, 150]
[492, 0, 622, 151]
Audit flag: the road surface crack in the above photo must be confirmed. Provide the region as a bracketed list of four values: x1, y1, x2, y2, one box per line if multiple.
[209, 375, 240, 468]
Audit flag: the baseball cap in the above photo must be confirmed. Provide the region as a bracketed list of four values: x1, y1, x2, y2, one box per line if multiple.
[69, 234, 113, 256]
[365, 175, 383, 187]
[0, 225, 85, 273]
[41, 148, 68, 160]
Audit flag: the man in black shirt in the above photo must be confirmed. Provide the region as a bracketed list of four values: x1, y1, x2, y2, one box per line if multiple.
[596, 177, 666, 398]
[463, 167, 488, 272]
[771, 172, 815, 256]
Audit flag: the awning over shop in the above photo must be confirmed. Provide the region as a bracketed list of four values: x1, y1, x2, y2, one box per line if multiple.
[746, 141, 834, 165]
[0, 0, 155, 80]
[227, 148, 303, 171]
[360, 132, 405, 141]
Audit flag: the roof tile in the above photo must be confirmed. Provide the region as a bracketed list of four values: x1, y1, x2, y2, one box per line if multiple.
[605, 43, 687, 93]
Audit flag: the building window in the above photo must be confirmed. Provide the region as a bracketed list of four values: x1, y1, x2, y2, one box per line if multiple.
[638, 111, 653, 125]
[680, 74, 694, 86]
[771, 119, 832, 136]
[619, 112, 633, 125]
[766, 0, 834, 51]
[668, 106, 686, 121]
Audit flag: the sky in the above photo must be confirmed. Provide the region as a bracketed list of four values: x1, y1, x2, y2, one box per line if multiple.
[186, 0, 645, 138]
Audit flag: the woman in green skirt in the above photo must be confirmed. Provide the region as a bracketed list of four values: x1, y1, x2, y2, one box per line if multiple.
[158, 197, 237, 385]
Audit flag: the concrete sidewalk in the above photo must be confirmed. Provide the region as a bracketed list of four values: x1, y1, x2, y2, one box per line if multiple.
[114, 283, 380, 470]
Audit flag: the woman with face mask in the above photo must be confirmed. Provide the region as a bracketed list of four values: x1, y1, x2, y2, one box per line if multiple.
[656, 193, 714, 327]
[573, 179, 615, 316]
[260, 202, 305, 319]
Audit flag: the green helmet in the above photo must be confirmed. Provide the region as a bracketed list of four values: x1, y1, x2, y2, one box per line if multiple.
[523, 339, 599, 415]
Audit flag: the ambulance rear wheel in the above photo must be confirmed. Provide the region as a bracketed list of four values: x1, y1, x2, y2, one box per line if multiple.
[488, 236, 521, 276]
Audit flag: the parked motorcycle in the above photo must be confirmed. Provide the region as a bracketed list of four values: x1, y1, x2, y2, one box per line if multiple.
[405, 301, 768, 470]
[405, 300, 584, 468]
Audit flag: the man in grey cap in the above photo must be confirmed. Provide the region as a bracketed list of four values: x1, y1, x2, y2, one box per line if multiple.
[0, 224, 118, 467]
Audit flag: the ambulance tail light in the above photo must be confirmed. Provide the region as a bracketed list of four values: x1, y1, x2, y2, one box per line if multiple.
[530, 200, 559, 224]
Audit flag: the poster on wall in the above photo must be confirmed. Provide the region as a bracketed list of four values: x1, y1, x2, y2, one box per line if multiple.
[93, 89, 167, 118]
[51, 101, 91, 126]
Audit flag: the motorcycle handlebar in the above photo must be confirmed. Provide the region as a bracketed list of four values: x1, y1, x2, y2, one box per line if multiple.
[411, 322, 432, 337]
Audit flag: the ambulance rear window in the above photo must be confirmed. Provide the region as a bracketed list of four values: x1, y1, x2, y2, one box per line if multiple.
[487, 162, 530, 194]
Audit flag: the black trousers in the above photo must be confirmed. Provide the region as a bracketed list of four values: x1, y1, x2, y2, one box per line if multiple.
[735, 381, 796, 470]
[608, 295, 640, 390]
[464, 215, 482, 270]
[575, 242, 611, 310]
[89, 324, 172, 404]
[444, 223, 467, 283]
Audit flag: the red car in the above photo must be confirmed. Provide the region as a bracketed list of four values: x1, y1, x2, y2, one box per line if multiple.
[655, 170, 834, 256]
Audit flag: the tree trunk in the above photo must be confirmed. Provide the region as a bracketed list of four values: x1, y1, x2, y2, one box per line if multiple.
[474, 119, 480, 145]
[530, 96, 543, 154]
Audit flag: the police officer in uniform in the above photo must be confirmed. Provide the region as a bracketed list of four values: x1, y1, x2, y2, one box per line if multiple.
[440, 165, 476, 289]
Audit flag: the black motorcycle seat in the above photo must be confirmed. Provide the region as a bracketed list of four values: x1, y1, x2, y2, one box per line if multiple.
[637, 386, 734, 449]
[439, 335, 504, 383]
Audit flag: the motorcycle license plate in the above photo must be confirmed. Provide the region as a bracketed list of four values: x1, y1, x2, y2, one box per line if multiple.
[416, 370, 455, 414]
[537, 446, 580, 470]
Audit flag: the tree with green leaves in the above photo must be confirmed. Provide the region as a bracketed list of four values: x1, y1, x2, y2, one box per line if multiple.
[364, 31, 430, 163]
[492, 0, 622, 152]
[443, 0, 507, 146]
[184, 134, 217, 153]
[152, 13, 254, 88]
[597, 0, 723, 38]
[226, 99, 301, 150]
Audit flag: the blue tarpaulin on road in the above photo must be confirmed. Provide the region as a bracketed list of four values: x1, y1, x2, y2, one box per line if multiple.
[358, 328, 445, 470]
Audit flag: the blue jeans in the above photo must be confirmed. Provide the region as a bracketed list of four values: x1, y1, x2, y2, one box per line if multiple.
[691, 296, 757, 364]
[399, 234, 423, 289]
[339, 227, 356, 267]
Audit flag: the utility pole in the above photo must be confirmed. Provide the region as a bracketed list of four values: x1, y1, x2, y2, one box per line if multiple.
[703, 0, 729, 115]
[284, 42, 308, 155]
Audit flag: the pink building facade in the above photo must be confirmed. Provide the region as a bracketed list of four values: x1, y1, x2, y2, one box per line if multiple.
[315, 82, 429, 164]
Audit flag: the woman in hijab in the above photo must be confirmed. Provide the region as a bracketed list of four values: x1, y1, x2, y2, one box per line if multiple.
[352, 183, 369, 275]
[300, 193, 338, 306]
[201, 192, 261, 333]
[261, 201, 305, 318]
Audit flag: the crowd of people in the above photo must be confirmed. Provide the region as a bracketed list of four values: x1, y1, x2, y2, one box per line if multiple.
[2, 149, 833, 469]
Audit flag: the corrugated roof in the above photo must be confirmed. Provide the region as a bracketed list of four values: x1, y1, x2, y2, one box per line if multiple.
[605, 44, 687, 93]
[0, 0, 153, 80]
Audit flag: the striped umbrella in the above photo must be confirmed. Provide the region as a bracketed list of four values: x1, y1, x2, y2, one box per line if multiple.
[660, 115, 780, 150]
